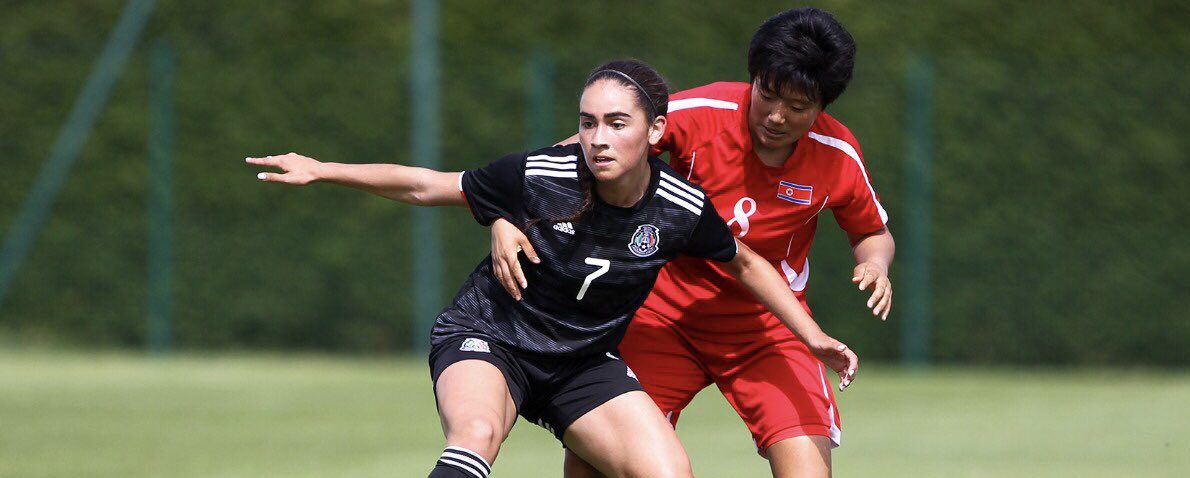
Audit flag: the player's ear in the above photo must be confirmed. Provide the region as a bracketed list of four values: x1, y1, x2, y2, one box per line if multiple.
[648, 115, 667, 146]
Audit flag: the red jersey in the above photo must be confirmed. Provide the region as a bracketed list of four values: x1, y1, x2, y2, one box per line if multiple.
[641, 82, 888, 330]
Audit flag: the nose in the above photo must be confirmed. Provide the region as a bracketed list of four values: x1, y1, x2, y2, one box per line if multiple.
[590, 124, 611, 148]
[768, 106, 787, 125]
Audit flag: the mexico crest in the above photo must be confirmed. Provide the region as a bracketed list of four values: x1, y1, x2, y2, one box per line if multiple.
[628, 224, 661, 257]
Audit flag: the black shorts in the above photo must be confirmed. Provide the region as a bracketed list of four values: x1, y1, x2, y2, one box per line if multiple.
[429, 335, 643, 440]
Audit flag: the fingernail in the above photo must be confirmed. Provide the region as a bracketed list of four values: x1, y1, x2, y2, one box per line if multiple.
[257, 173, 267, 180]
[245, 157, 251, 162]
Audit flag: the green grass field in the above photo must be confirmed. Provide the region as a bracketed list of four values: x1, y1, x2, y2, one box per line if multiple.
[1, 351, 1187, 477]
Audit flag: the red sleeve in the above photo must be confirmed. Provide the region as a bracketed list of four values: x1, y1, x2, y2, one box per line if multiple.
[828, 140, 889, 235]
[652, 82, 748, 172]
[650, 112, 688, 155]
[651, 108, 694, 169]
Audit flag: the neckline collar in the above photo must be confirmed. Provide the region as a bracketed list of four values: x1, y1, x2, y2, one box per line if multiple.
[594, 157, 661, 214]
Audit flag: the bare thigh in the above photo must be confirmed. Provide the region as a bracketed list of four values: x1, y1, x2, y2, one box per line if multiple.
[561, 391, 692, 478]
[435, 360, 519, 464]
[767, 435, 832, 478]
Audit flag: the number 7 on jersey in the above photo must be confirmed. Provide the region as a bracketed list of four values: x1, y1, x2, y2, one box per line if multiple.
[576, 257, 610, 300]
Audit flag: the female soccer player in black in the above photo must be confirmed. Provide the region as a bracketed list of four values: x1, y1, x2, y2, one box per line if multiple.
[247, 60, 857, 478]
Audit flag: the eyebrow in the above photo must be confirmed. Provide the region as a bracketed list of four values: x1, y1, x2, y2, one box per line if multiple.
[579, 111, 632, 119]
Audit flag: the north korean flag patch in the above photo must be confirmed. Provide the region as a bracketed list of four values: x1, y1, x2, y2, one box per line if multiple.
[777, 181, 813, 205]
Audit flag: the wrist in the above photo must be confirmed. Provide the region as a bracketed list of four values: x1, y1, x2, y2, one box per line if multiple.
[858, 259, 890, 273]
[787, 319, 826, 343]
[312, 161, 337, 183]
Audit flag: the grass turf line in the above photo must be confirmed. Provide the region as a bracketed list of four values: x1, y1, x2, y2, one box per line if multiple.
[1, 351, 1187, 477]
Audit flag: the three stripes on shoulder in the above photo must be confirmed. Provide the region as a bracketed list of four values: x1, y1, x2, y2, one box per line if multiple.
[525, 154, 578, 178]
[526, 154, 704, 216]
[656, 171, 704, 216]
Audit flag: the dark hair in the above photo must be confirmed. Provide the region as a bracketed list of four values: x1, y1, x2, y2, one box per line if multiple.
[747, 7, 856, 108]
[548, 59, 669, 224]
[584, 59, 670, 122]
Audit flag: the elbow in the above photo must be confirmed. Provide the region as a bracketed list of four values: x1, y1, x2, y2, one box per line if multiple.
[404, 189, 430, 206]
[402, 174, 434, 205]
[723, 248, 754, 278]
[849, 226, 892, 248]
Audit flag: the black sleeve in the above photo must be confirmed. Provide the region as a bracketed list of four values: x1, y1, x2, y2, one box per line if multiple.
[682, 201, 737, 262]
[460, 152, 524, 226]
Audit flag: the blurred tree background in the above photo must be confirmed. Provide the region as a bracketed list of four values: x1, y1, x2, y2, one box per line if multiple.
[1, 0, 1186, 364]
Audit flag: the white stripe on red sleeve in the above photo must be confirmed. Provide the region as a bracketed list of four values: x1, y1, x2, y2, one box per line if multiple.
[807, 131, 888, 224]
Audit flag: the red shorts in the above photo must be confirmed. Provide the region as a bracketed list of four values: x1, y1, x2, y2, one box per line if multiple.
[619, 306, 842, 453]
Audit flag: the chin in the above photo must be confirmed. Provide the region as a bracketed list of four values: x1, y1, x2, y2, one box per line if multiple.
[761, 136, 794, 150]
[591, 169, 621, 182]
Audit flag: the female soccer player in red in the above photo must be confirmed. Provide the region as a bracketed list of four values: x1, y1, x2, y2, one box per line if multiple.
[250, 59, 858, 478]
[489, 8, 894, 478]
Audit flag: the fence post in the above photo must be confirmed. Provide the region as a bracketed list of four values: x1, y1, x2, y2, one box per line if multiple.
[902, 53, 934, 366]
[410, 0, 442, 353]
[147, 40, 174, 354]
[526, 45, 555, 148]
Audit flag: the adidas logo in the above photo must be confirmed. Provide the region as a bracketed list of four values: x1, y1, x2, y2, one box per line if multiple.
[552, 222, 575, 235]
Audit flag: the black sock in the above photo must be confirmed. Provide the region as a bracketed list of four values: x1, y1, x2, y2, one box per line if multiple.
[428, 464, 471, 478]
[429, 446, 491, 478]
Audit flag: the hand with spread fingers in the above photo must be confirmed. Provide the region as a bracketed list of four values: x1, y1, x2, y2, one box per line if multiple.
[246, 152, 323, 185]
[852, 261, 892, 321]
[805, 334, 859, 391]
[490, 217, 539, 301]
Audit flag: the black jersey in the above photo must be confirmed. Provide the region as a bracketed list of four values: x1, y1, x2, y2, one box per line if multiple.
[432, 143, 737, 357]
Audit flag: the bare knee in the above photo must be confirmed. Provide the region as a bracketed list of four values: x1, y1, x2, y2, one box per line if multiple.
[618, 451, 692, 478]
[445, 417, 503, 458]
[573, 450, 691, 478]
[564, 451, 607, 478]
[658, 452, 694, 478]
[638, 460, 692, 478]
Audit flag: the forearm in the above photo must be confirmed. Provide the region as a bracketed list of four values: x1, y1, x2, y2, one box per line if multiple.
[317, 162, 463, 206]
[850, 227, 895, 269]
[727, 244, 827, 342]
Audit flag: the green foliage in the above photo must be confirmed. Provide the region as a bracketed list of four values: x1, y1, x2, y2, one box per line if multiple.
[0, 1, 1186, 363]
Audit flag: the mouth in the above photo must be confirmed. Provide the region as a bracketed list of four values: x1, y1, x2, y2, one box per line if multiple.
[762, 124, 788, 139]
[591, 155, 616, 168]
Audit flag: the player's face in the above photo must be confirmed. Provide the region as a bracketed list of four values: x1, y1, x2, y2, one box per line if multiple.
[748, 81, 822, 152]
[578, 79, 666, 184]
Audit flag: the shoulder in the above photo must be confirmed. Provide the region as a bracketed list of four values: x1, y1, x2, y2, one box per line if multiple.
[668, 81, 748, 115]
[664, 82, 748, 141]
[806, 111, 867, 171]
[651, 157, 709, 217]
[526, 143, 582, 162]
[522, 143, 581, 180]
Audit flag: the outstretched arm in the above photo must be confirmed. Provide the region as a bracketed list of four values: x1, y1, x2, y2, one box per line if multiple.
[721, 240, 859, 390]
[247, 152, 466, 207]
